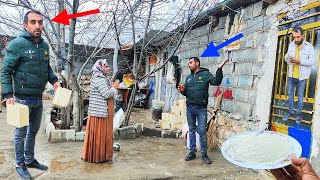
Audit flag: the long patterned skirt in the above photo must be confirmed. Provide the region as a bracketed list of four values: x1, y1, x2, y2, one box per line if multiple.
[82, 99, 114, 163]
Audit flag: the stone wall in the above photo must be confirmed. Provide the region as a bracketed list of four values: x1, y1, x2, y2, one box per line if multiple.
[207, 111, 260, 150]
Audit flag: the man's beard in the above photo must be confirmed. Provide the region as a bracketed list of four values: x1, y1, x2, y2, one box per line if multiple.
[32, 31, 42, 38]
[295, 40, 302, 45]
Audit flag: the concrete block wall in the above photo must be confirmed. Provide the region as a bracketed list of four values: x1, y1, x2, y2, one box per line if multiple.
[176, 0, 274, 122]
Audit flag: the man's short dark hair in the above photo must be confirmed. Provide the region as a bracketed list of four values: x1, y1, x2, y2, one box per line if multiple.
[24, 10, 42, 24]
[293, 26, 304, 35]
[189, 57, 200, 66]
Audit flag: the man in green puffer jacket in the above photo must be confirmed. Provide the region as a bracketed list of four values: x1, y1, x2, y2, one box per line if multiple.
[178, 57, 227, 164]
[1, 10, 60, 180]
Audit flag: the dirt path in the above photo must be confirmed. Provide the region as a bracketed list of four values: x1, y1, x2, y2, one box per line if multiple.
[0, 103, 274, 180]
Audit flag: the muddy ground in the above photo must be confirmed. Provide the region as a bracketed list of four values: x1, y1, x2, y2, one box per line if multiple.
[0, 102, 274, 180]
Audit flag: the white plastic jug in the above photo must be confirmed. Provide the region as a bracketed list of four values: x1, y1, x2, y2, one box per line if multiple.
[187, 132, 200, 150]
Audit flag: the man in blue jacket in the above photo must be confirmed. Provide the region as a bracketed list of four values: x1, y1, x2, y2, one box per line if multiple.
[178, 57, 227, 164]
[1, 10, 60, 179]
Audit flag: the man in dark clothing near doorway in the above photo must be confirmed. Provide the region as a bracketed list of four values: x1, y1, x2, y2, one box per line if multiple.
[178, 57, 227, 164]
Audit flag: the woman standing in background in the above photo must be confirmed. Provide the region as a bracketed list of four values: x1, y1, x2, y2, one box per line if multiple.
[82, 59, 120, 163]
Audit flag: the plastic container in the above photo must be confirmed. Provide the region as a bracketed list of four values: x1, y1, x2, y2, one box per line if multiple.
[187, 132, 200, 150]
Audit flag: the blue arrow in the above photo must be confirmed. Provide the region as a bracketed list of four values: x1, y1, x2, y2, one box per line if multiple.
[201, 33, 244, 57]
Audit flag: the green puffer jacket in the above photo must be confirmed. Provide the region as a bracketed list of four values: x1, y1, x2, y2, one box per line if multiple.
[1, 30, 58, 99]
[181, 67, 223, 107]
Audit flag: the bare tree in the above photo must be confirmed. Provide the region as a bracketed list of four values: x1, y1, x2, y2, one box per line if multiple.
[118, 0, 215, 126]
[0, 0, 219, 130]
[0, 0, 120, 131]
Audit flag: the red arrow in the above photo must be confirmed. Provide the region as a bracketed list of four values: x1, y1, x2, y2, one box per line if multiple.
[52, 8, 100, 25]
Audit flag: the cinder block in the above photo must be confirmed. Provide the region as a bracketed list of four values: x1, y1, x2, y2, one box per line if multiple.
[76, 131, 86, 141]
[263, 17, 274, 30]
[160, 120, 171, 130]
[234, 88, 249, 103]
[222, 75, 238, 87]
[245, 34, 254, 49]
[248, 90, 257, 105]
[252, 62, 264, 76]
[181, 115, 187, 125]
[242, 49, 258, 62]
[134, 123, 143, 137]
[51, 129, 76, 143]
[231, 50, 242, 63]
[235, 63, 253, 76]
[172, 100, 178, 106]
[177, 99, 186, 108]
[159, 120, 163, 129]
[238, 76, 252, 88]
[142, 127, 161, 137]
[170, 114, 181, 123]
[172, 122, 182, 131]
[65, 130, 76, 141]
[161, 113, 170, 121]
[212, 29, 225, 41]
[243, 5, 253, 21]
[253, 1, 263, 17]
[118, 126, 136, 139]
[209, 86, 214, 97]
[247, 16, 264, 33]
[199, 35, 208, 45]
[171, 105, 180, 115]
[235, 101, 252, 117]
[113, 128, 120, 140]
[162, 130, 179, 138]
[221, 63, 233, 75]
[221, 100, 236, 113]
[254, 31, 269, 48]
[208, 97, 215, 108]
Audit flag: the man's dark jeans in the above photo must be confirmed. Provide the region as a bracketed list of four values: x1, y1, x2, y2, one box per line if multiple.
[187, 107, 207, 156]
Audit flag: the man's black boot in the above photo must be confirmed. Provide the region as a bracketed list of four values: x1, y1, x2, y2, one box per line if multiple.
[202, 154, 212, 164]
[185, 152, 196, 161]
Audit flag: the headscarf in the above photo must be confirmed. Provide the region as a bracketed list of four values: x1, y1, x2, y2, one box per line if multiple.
[91, 59, 109, 73]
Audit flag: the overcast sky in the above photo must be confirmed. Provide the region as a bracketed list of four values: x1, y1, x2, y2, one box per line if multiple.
[0, 0, 226, 47]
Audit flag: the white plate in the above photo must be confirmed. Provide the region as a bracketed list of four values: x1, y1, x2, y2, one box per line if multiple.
[221, 130, 302, 170]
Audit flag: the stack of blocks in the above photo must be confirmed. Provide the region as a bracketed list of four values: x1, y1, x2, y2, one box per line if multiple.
[159, 99, 187, 130]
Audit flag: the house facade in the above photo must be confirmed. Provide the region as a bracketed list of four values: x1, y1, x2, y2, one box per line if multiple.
[147, 0, 320, 165]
